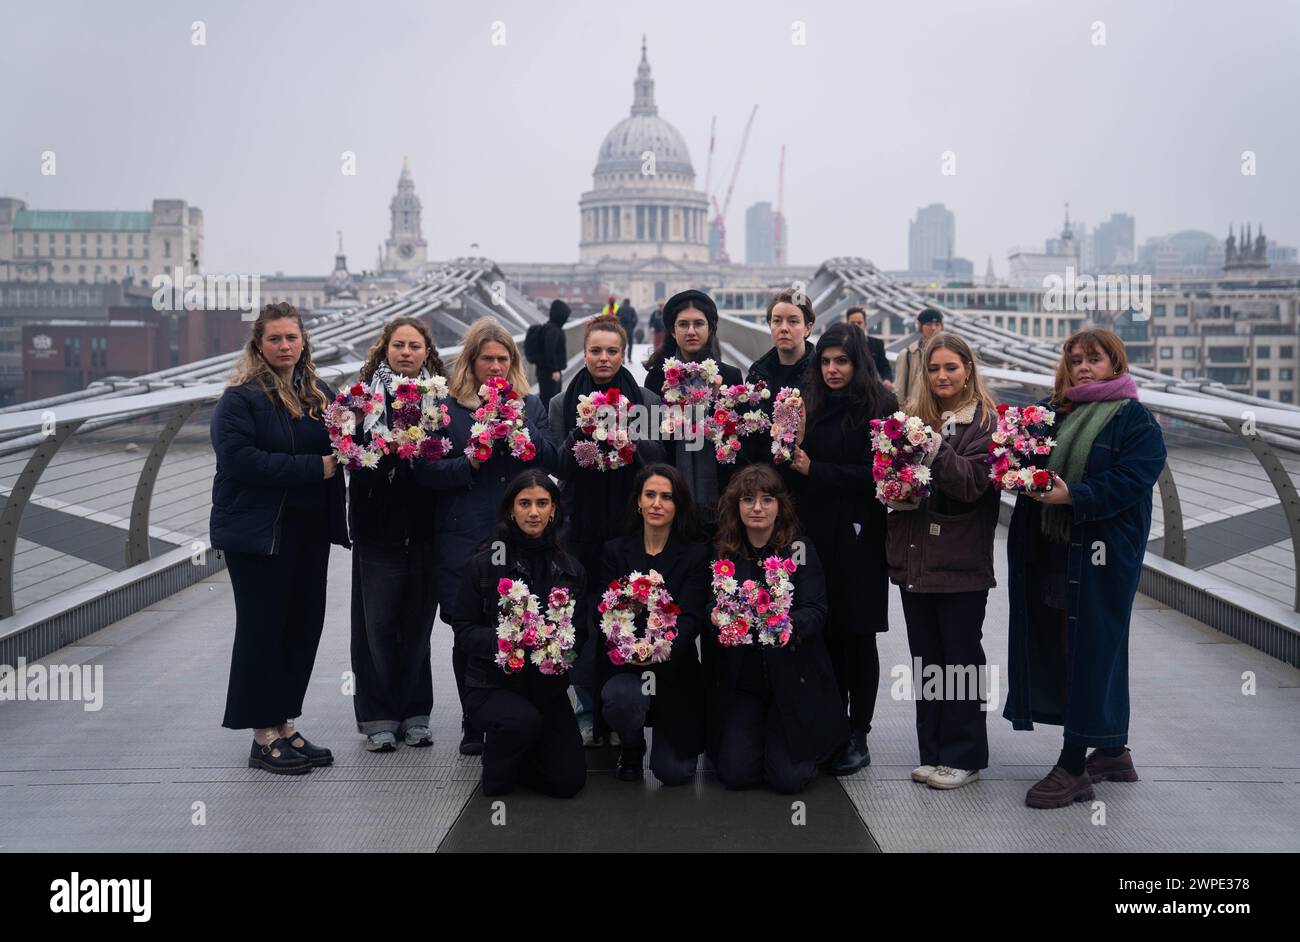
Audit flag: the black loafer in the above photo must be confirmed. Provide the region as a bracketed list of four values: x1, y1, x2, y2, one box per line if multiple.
[248, 737, 312, 775]
[285, 733, 333, 767]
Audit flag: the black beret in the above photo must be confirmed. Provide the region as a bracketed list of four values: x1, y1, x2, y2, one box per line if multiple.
[663, 289, 718, 327]
[917, 307, 944, 324]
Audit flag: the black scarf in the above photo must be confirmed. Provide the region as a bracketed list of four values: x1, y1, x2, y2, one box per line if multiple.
[507, 523, 558, 597]
[560, 365, 645, 436]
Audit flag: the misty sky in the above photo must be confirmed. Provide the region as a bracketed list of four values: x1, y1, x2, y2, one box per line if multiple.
[3, 0, 1297, 278]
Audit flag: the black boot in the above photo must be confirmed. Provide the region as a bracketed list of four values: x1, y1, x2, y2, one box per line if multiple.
[828, 731, 870, 776]
[616, 742, 646, 782]
[459, 716, 484, 756]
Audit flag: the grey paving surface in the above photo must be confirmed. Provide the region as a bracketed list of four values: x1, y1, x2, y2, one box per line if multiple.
[0, 532, 1297, 853]
[837, 536, 1300, 853]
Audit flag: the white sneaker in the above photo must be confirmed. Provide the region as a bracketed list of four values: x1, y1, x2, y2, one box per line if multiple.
[366, 731, 397, 752]
[911, 764, 937, 783]
[927, 766, 979, 789]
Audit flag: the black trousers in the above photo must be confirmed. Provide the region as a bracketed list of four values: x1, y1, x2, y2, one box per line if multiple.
[712, 688, 817, 795]
[537, 373, 561, 409]
[222, 509, 331, 730]
[464, 686, 586, 797]
[826, 631, 880, 735]
[900, 588, 990, 771]
[600, 674, 697, 786]
[350, 540, 437, 735]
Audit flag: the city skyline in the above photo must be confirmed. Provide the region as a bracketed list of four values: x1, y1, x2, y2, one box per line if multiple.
[2, 0, 1296, 278]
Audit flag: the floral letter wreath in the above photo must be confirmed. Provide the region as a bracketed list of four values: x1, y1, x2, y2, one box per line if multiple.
[988, 403, 1057, 492]
[495, 578, 577, 676]
[466, 377, 536, 462]
[711, 556, 797, 648]
[597, 569, 680, 665]
[572, 387, 636, 471]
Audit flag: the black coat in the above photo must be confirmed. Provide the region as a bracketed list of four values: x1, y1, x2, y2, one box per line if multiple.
[865, 335, 893, 383]
[347, 387, 439, 546]
[788, 389, 898, 635]
[209, 378, 349, 555]
[445, 537, 588, 703]
[596, 533, 710, 757]
[705, 539, 847, 762]
[539, 321, 567, 374]
[743, 342, 814, 466]
[644, 358, 747, 525]
[423, 392, 559, 611]
[547, 384, 666, 559]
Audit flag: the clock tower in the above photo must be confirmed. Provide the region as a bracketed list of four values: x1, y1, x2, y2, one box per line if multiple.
[383, 157, 428, 272]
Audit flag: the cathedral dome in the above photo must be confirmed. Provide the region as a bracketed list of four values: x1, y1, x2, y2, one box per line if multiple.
[592, 39, 696, 186]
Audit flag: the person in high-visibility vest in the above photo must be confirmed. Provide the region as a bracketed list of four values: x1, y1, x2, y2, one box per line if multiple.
[600, 295, 620, 320]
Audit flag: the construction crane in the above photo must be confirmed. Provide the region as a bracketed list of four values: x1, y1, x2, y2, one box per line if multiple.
[703, 116, 716, 207]
[709, 104, 758, 264]
[774, 144, 786, 265]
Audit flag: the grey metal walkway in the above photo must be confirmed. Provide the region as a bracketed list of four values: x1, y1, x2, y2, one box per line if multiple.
[1, 531, 1295, 853]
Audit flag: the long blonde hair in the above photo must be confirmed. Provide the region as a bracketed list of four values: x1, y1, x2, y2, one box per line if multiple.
[359, 316, 445, 383]
[906, 331, 996, 430]
[447, 318, 530, 404]
[228, 302, 329, 419]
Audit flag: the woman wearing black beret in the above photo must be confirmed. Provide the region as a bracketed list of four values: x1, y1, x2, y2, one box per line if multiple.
[643, 288, 747, 532]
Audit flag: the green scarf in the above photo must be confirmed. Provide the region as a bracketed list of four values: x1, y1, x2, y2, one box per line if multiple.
[1040, 399, 1127, 544]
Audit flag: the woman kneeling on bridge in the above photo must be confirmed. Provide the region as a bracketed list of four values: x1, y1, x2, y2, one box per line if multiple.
[1005, 328, 1167, 809]
[446, 470, 587, 798]
[211, 303, 350, 775]
[597, 463, 709, 785]
[706, 465, 847, 794]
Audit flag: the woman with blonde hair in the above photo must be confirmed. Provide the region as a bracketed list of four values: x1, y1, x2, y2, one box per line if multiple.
[887, 331, 1000, 790]
[349, 316, 447, 751]
[1005, 328, 1165, 809]
[425, 317, 558, 754]
[210, 302, 350, 774]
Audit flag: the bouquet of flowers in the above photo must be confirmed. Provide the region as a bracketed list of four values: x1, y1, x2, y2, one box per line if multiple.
[710, 556, 798, 648]
[465, 377, 536, 463]
[659, 357, 720, 440]
[324, 381, 389, 470]
[385, 374, 453, 463]
[572, 387, 637, 471]
[769, 387, 804, 463]
[494, 578, 577, 676]
[705, 381, 771, 464]
[869, 411, 940, 505]
[989, 403, 1057, 492]
[597, 570, 680, 666]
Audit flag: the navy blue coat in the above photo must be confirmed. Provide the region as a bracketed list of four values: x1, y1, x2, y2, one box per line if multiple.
[424, 392, 559, 612]
[1003, 398, 1166, 747]
[209, 379, 350, 555]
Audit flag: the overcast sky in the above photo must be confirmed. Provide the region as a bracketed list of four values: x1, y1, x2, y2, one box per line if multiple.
[3, 0, 1296, 277]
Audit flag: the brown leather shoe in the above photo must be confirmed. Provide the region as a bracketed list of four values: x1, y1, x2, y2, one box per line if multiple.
[1086, 748, 1139, 783]
[1025, 765, 1095, 809]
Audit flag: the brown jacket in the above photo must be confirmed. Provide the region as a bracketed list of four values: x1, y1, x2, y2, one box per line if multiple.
[886, 400, 1000, 593]
[894, 341, 925, 407]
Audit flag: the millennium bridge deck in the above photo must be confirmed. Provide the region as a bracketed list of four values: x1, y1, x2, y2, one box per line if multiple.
[1, 531, 1296, 854]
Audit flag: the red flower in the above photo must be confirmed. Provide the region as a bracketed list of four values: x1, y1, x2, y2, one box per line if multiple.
[1032, 469, 1051, 487]
[996, 403, 1009, 414]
